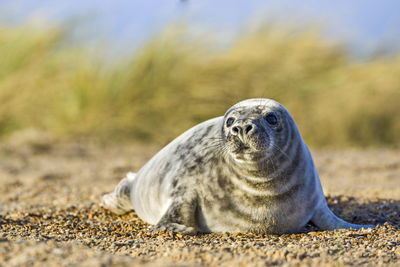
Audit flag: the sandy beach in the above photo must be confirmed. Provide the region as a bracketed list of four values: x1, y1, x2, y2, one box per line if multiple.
[1, 133, 399, 266]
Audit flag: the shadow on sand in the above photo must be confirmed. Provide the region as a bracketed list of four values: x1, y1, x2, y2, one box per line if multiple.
[326, 195, 400, 228]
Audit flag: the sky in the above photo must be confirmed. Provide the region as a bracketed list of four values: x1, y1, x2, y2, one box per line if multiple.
[1, 0, 400, 57]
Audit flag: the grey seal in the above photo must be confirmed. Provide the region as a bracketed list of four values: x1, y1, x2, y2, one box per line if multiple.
[102, 98, 372, 234]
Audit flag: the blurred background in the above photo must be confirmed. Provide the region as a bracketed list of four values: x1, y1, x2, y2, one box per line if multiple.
[1, 0, 400, 147]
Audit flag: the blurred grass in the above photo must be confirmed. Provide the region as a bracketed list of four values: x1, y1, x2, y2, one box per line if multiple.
[0, 23, 399, 147]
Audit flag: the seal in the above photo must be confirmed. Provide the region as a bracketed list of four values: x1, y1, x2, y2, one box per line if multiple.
[102, 98, 372, 234]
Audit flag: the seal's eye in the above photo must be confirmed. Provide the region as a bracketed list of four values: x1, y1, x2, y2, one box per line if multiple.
[265, 113, 278, 125]
[226, 117, 235, 127]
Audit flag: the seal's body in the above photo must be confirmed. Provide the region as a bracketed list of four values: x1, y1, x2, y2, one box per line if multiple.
[102, 99, 372, 234]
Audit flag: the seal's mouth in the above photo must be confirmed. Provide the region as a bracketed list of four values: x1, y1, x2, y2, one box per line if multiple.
[228, 134, 269, 155]
[232, 142, 250, 153]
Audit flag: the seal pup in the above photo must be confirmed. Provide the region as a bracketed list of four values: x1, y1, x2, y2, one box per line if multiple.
[102, 98, 372, 234]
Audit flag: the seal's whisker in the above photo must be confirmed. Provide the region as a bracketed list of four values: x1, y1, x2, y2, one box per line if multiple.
[271, 143, 292, 162]
[102, 98, 372, 235]
[268, 156, 277, 175]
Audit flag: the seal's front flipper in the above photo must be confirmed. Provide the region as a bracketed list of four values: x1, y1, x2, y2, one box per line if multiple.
[151, 196, 198, 235]
[101, 172, 136, 215]
[151, 222, 196, 235]
[311, 204, 374, 231]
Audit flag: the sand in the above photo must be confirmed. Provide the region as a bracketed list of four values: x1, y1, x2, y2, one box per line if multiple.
[1, 131, 399, 266]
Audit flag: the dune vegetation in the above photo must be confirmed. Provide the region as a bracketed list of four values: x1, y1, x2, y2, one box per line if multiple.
[0, 23, 399, 147]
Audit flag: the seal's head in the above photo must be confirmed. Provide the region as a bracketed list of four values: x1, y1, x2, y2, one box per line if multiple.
[222, 98, 298, 162]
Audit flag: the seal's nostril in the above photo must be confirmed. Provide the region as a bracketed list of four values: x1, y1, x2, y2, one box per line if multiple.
[245, 125, 253, 134]
[232, 126, 239, 134]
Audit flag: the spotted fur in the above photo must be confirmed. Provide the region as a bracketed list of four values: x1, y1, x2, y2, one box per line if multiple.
[102, 99, 373, 234]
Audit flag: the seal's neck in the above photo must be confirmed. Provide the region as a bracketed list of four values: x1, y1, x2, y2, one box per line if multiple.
[227, 152, 277, 178]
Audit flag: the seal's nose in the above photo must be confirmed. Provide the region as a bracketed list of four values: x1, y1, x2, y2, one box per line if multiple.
[231, 122, 256, 139]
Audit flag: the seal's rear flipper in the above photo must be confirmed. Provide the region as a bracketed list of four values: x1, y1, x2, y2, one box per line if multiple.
[311, 204, 374, 231]
[101, 172, 136, 215]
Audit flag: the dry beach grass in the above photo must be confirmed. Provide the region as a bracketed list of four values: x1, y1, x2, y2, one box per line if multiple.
[1, 23, 400, 147]
[0, 132, 399, 266]
[1, 18, 400, 267]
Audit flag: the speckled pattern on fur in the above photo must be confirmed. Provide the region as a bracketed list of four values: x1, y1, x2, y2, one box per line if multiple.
[102, 99, 373, 234]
